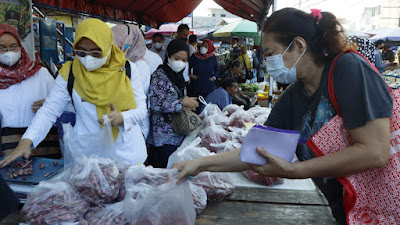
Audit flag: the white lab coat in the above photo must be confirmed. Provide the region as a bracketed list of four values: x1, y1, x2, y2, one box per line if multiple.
[22, 62, 148, 164]
[0, 67, 54, 128]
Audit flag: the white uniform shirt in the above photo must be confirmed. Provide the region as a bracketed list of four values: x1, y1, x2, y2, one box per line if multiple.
[0, 67, 54, 128]
[144, 49, 163, 75]
[134, 60, 151, 139]
[22, 62, 148, 165]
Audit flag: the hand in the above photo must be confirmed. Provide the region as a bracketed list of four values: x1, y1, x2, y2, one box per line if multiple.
[247, 147, 295, 178]
[173, 159, 203, 182]
[243, 94, 250, 99]
[190, 74, 198, 80]
[209, 76, 216, 82]
[182, 97, 199, 111]
[31, 99, 45, 113]
[0, 139, 32, 167]
[98, 103, 124, 127]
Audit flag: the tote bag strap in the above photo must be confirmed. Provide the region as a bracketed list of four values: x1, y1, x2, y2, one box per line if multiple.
[328, 49, 382, 116]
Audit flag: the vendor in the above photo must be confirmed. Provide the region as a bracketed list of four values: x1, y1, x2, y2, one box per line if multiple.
[201, 78, 238, 111]
[174, 8, 394, 225]
[0, 18, 147, 167]
[0, 24, 58, 157]
[147, 39, 199, 168]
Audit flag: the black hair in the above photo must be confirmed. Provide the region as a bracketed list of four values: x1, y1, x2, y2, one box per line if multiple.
[152, 33, 164, 40]
[230, 60, 242, 69]
[375, 40, 384, 47]
[263, 8, 346, 64]
[221, 78, 237, 89]
[232, 38, 239, 42]
[178, 24, 190, 33]
[188, 34, 197, 44]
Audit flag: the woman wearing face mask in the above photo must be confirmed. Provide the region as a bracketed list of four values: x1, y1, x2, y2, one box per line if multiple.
[0, 24, 59, 157]
[112, 24, 151, 140]
[173, 8, 396, 224]
[0, 19, 148, 167]
[147, 39, 199, 168]
[188, 39, 220, 101]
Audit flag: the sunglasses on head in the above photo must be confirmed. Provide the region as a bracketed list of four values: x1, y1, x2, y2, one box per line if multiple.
[73, 50, 103, 58]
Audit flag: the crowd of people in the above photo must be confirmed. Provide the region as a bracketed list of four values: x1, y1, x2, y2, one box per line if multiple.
[0, 6, 400, 224]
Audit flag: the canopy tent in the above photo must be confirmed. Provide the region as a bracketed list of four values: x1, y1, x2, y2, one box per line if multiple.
[369, 27, 400, 42]
[32, 0, 271, 28]
[345, 29, 371, 39]
[145, 24, 179, 38]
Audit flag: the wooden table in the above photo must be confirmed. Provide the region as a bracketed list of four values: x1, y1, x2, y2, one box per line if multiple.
[196, 186, 337, 225]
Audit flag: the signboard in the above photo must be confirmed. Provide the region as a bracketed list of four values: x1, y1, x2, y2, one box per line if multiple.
[0, 0, 34, 60]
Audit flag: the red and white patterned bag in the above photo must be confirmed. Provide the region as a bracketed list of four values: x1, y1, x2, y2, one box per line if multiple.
[307, 50, 400, 225]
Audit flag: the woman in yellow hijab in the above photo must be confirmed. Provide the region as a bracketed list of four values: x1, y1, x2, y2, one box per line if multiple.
[237, 45, 253, 81]
[0, 19, 148, 166]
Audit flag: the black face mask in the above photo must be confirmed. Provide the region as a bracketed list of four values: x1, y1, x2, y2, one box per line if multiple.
[181, 38, 187, 41]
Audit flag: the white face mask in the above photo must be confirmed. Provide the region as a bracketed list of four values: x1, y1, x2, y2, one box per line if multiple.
[266, 41, 306, 84]
[232, 44, 238, 48]
[200, 47, 208, 54]
[77, 48, 110, 72]
[168, 58, 187, 73]
[0, 50, 21, 67]
[153, 42, 163, 49]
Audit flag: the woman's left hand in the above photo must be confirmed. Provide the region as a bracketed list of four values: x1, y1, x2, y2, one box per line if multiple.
[247, 147, 295, 178]
[98, 103, 124, 126]
[209, 76, 216, 82]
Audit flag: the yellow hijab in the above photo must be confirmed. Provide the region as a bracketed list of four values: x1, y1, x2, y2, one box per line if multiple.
[238, 45, 251, 70]
[59, 18, 136, 141]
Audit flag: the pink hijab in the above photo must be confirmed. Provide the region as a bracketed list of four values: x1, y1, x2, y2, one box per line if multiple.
[111, 24, 146, 62]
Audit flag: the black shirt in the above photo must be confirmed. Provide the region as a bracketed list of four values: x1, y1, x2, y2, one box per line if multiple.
[265, 52, 393, 224]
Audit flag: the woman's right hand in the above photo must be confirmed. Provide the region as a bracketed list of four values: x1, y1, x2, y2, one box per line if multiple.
[0, 139, 32, 167]
[182, 97, 199, 111]
[173, 158, 203, 182]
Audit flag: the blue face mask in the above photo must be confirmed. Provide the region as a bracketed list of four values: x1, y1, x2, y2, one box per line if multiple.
[266, 41, 306, 84]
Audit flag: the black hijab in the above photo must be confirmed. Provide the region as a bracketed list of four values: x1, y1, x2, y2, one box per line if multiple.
[159, 39, 190, 97]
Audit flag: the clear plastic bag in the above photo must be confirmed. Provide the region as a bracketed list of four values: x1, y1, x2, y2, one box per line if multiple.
[210, 140, 241, 153]
[247, 105, 271, 125]
[201, 113, 229, 128]
[189, 181, 208, 215]
[21, 181, 89, 225]
[68, 157, 120, 204]
[243, 170, 284, 186]
[123, 165, 178, 198]
[228, 127, 249, 144]
[79, 202, 129, 225]
[227, 111, 256, 129]
[192, 172, 235, 202]
[198, 122, 232, 152]
[124, 181, 196, 225]
[222, 104, 244, 117]
[167, 137, 213, 169]
[198, 96, 222, 119]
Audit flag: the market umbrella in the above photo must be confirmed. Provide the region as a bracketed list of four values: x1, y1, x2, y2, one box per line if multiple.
[345, 29, 371, 39]
[213, 20, 259, 38]
[145, 23, 179, 38]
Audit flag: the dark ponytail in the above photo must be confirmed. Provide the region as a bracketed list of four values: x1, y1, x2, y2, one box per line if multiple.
[263, 8, 346, 64]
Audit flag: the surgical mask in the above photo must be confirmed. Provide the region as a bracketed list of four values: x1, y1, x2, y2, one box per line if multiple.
[168, 58, 186, 73]
[153, 42, 162, 49]
[200, 47, 208, 54]
[232, 44, 238, 48]
[0, 50, 21, 67]
[266, 41, 306, 84]
[77, 48, 110, 71]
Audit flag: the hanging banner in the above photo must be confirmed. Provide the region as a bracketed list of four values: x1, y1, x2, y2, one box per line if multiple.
[0, 0, 34, 60]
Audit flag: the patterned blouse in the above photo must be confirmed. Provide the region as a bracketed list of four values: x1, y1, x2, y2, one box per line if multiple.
[147, 68, 185, 147]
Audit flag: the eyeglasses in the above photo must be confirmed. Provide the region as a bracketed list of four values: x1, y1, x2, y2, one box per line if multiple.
[0, 45, 20, 53]
[73, 50, 103, 58]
